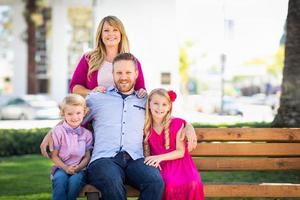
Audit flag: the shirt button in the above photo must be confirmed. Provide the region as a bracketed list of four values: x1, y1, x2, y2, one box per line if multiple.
[124, 110, 126, 112]
[122, 132, 125, 135]
[123, 122, 125, 124]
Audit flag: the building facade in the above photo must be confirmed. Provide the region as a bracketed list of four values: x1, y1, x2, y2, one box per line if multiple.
[0, 0, 179, 102]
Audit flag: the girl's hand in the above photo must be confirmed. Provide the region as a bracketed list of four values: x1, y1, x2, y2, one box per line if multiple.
[136, 88, 147, 98]
[92, 86, 107, 93]
[144, 156, 162, 170]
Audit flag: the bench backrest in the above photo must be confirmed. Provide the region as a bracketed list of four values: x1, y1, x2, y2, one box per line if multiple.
[193, 128, 300, 197]
[80, 128, 300, 198]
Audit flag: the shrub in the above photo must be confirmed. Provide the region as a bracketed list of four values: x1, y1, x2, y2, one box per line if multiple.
[0, 122, 272, 156]
[0, 128, 50, 156]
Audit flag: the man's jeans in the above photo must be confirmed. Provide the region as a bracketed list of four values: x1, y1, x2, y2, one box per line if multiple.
[52, 168, 86, 200]
[87, 151, 164, 200]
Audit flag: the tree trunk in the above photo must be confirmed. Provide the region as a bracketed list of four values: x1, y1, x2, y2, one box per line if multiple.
[25, 0, 38, 94]
[272, 0, 300, 127]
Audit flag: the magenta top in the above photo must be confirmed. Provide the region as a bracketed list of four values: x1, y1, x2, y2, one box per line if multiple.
[52, 121, 93, 167]
[148, 118, 204, 200]
[69, 54, 146, 92]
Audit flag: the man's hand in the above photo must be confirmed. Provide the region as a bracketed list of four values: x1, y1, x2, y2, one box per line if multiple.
[40, 130, 53, 158]
[182, 123, 197, 152]
[136, 88, 147, 98]
[40, 120, 63, 158]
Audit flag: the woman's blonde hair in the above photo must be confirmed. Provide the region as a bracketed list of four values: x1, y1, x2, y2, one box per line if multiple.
[59, 94, 89, 117]
[144, 88, 173, 149]
[87, 15, 130, 77]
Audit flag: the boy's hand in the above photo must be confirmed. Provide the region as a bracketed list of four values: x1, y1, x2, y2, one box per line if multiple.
[64, 165, 76, 175]
[73, 165, 81, 173]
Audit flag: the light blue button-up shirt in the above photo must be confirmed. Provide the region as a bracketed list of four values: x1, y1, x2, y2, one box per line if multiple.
[85, 87, 146, 164]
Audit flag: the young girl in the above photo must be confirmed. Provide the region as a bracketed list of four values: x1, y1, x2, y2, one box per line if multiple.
[144, 88, 204, 200]
[51, 94, 93, 200]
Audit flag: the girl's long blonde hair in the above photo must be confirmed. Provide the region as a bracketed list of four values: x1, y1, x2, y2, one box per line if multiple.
[87, 16, 130, 77]
[144, 88, 173, 149]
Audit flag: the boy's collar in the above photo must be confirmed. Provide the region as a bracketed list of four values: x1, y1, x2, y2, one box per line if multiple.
[62, 121, 82, 135]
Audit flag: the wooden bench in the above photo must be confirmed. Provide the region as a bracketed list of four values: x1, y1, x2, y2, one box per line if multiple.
[79, 128, 300, 199]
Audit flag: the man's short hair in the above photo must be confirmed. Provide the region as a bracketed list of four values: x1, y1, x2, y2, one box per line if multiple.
[112, 53, 138, 70]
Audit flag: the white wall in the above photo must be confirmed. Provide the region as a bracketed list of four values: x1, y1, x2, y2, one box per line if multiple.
[93, 0, 179, 92]
[11, 1, 27, 96]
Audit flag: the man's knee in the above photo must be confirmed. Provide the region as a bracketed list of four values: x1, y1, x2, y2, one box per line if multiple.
[87, 159, 125, 193]
[150, 174, 164, 193]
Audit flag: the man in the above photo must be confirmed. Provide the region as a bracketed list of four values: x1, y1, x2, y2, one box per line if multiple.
[83, 53, 163, 200]
[40, 53, 198, 200]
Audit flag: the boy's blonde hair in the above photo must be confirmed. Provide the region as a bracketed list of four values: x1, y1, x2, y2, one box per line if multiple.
[59, 94, 89, 117]
[144, 88, 173, 150]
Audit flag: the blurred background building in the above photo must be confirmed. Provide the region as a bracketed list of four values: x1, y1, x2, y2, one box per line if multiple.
[0, 0, 289, 123]
[0, 0, 179, 103]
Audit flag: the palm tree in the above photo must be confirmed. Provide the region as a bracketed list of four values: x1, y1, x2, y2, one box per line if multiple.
[272, 0, 300, 127]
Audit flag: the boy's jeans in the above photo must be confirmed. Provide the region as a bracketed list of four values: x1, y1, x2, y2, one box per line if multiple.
[52, 168, 85, 200]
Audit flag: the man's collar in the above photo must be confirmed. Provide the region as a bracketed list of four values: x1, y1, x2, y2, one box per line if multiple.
[108, 86, 137, 96]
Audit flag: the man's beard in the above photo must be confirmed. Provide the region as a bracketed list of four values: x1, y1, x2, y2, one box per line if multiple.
[115, 80, 136, 93]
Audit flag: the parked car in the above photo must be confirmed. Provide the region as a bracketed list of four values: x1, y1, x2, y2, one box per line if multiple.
[0, 95, 61, 120]
[221, 97, 243, 116]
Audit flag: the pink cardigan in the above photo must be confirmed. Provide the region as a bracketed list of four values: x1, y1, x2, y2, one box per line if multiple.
[69, 54, 146, 92]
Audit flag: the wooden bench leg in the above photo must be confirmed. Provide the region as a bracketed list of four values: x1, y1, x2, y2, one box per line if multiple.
[86, 192, 101, 200]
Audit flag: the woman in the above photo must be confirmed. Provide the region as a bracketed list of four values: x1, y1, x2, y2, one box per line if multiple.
[70, 15, 146, 97]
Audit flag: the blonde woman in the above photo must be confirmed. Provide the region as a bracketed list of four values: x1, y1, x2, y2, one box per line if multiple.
[70, 15, 146, 97]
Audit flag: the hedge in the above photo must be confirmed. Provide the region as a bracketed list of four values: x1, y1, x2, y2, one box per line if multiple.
[0, 128, 50, 156]
[0, 122, 271, 156]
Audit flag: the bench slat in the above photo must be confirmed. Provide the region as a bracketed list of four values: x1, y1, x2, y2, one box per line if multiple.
[192, 143, 300, 156]
[193, 157, 300, 171]
[196, 128, 300, 141]
[80, 183, 300, 198]
[204, 183, 300, 197]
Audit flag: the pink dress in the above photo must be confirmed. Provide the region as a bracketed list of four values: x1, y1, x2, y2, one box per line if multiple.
[148, 118, 204, 200]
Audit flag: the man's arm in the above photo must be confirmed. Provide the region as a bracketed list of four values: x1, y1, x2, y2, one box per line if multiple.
[182, 122, 197, 152]
[40, 120, 63, 158]
[40, 130, 53, 158]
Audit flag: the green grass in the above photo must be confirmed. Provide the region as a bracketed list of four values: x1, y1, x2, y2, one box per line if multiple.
[0, 155, 51, 200]
[0, 155, 299, 200]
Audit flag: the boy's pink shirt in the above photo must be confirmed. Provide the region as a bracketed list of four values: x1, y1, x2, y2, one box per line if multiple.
[52, 121, 93, 167]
